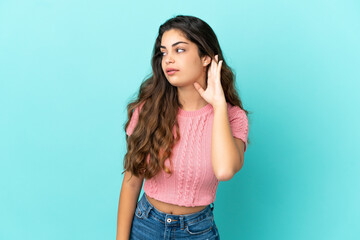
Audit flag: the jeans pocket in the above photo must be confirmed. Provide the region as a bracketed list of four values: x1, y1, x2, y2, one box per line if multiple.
[185, 215, 214, 235]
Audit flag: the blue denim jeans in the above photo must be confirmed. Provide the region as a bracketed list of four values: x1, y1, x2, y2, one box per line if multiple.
[129, 192, 220, 239]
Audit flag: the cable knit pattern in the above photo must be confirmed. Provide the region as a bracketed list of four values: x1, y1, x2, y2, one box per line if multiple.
[190, 115, 206, 204]
[184, 117, 199, 203]
[176, 118, 192, 203]
[125, 102, 249, 207]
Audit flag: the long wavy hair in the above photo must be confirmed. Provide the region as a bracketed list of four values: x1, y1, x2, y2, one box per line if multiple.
[122, 15, 251, 180]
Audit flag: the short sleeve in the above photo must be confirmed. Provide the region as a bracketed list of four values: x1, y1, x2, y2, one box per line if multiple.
[125, 106, 140, 136]
[227, 103, 249, 152]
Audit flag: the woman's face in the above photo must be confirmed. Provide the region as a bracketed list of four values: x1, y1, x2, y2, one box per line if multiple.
[160, 29, 210, 87]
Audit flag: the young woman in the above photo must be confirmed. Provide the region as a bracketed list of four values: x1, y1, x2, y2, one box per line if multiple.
[116, 15, 250, 240]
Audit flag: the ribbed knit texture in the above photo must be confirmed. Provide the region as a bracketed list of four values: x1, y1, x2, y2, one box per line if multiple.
[125, 102, 249, 207]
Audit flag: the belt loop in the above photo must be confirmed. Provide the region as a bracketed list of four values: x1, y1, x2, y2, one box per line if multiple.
[144, 203, 153, 218]
[180, 216, 185, 230]
[141, 193, 152, 218]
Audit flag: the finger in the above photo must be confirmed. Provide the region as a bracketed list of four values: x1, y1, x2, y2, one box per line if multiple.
[208, 59, 215, 79]
[214, 57, 219, 74]
[207, 63, 212, 80]
[217, 60, 223, 76]
[211, 57, 217, 74]
[210, 57, 214, 72]
[209, 64, 216, 83]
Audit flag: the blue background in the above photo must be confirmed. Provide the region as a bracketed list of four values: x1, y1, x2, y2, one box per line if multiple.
[1, 0, 359, 239]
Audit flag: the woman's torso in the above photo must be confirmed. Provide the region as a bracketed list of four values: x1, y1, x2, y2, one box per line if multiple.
[145, 193, 207, 215]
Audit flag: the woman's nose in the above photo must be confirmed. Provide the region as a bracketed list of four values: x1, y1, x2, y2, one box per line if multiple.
[165, 56, 174, 64]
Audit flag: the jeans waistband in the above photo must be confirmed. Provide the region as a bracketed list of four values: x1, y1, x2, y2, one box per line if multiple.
[137, 192, 215, 228]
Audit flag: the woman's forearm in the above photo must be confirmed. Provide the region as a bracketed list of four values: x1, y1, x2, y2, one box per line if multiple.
[116, 172, 144, 240]
[211, 102, 242, 181]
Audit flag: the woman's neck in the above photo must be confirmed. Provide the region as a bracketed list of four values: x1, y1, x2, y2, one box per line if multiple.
[177, 84, 208, 111]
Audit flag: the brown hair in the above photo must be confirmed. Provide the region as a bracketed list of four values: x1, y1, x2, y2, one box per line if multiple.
[122, 15, 251, 180]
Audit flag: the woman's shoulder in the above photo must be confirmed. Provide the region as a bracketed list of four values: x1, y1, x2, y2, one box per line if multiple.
[226, 102, 246, 117]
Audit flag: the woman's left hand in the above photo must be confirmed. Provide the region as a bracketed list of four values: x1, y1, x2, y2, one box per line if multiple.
[194, 55, 226, 108]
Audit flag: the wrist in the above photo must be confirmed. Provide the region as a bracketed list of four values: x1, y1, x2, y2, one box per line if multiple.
[212, 100, 227, 111]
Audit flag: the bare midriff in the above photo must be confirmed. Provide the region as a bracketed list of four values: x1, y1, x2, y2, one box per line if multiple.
[145, 193, 208, 215]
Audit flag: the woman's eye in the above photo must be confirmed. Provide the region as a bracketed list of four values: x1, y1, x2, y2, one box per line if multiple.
[161, 48, 185, 56]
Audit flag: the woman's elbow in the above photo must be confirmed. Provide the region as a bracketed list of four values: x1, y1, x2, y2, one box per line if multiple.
[215, 169, 236, 181]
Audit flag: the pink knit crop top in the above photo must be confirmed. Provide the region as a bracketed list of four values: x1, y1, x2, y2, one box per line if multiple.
[125, 102, 249, 207]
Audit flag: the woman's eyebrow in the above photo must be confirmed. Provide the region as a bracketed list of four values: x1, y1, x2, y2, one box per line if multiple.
[160, 41, 188, 49]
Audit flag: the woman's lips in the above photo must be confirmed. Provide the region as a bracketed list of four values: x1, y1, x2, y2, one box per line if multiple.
[167, 70, 178, 75]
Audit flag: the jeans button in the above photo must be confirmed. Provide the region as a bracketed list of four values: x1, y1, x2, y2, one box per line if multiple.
[167, 218, 172, 223]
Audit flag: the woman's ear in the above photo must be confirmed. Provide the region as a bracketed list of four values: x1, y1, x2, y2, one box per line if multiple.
[202, 55, 211, 67]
